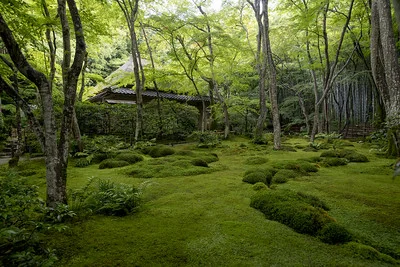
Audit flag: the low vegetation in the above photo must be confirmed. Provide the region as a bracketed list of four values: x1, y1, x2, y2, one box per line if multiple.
[1, 136, 399, 266]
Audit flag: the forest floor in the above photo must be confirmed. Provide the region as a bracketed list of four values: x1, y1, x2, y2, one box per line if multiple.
[15, 136, 400, 266]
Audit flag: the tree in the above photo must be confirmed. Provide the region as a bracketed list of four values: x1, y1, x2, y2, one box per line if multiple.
[248, 0, 281, 149]
[115, 0, 145, 142]
[370, 0, 400, 156]
[0, 0, 86, 207]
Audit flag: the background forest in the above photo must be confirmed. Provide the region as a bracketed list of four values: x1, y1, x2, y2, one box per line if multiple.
[1, 0, 400, 266]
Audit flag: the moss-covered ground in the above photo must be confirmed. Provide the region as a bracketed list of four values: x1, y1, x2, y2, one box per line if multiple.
[13, 137, 400, 266]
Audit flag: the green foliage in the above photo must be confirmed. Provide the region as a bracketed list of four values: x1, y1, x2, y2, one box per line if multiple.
[99, 159, 130, 169]
[191, 158, 208, 167]
[189, 131, 220, 148]
[296, 192, 330, 211]
[0, 174, 57, 266]
[245, 156, 268, 165]
[75, 158, 91, 168]
[250, 189, 335, 236]
[318, 223, 353, 244]
[114, 153, 144, 164]
[70, 178, 141, 217]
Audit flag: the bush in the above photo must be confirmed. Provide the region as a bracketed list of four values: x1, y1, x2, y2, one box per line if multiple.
[0, 174, 57, 266]
[191, 158, 208, 167]
[115, 153, 144, 164]
[188, 131, 220, 148]
[253, 182, 268, 191]
[321, 158, 348, 167]
[318, 223, 353, 244]
[99, 159, 130, 169]
[75, 158, 91, 168]
[250, 189, 335, 236]
[243, 171, 267, 185]
[71, 179, 141, 216]
[245, 156, 268, 165]
[92, 153, 108, 164]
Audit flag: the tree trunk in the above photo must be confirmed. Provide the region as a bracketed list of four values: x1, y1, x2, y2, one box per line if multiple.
[0, 0, 86, 207]
[371, 0, 400, 156]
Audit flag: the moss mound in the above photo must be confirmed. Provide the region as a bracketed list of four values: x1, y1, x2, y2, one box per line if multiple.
[321, 158, 348, 167]
[250, 189, 335, 236]
[147, 146, 176, 158]
[114, 153, 144, 164]
[318, 223, 353, 244]
[253, 182, 268, 191]
[99, 159, 130, 169]
[191, 158, 209, 167]
[245, 156, 268, 165]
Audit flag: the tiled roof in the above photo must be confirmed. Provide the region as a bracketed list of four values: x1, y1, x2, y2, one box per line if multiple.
[89, 87, 210, 103]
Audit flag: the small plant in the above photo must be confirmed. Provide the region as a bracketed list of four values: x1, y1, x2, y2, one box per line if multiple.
[99, 159, 130, 169]
[318, 223, 353, 244]
[75, 158, 91, 168]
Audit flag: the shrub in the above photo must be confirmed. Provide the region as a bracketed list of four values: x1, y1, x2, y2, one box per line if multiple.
[245, 156, 268, 165]
[72, 179, 141, 216]
[75, 158, 91, 168]
[115, 153, 144, 164]
[253, 182, 268, 191]
[250, 189, 335, 236]
[92, 153, 108, 164]
[242, 171, 267, 185]
[188, 131, 220, 148]
[321, 158, 348, 167]
[191, 158, 208, 167]
[318, 223, 353, 244]
[0, 174, 58, 266]
[99, 159, 130, 169]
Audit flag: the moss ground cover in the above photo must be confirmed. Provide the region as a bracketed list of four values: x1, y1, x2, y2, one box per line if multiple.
[3, 137, 400, 266]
